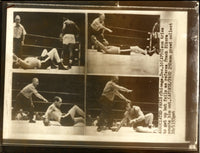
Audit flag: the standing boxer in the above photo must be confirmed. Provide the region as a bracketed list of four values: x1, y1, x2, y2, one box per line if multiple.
[60, 19, 80, 69]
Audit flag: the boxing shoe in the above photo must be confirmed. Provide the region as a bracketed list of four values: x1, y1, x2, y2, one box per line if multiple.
[148, 124, 154, 128]
[67, 63, 72, 70]
[51, 63, 58, 69]
[147, 48, 156, 56]
[91, 35, 97, 43]
[43, 118, 50, 126]
[109, 126, 118, 132]
[97, 126, 102, 132]
[97, 126, 106, 132]
[102, 39, 109, 46]
[58, 62, 68, 70]
[65, 59, 73, 70]
[29, 120, 36, 123]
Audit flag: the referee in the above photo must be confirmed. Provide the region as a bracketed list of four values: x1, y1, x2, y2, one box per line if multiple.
[97, 76, 132, 132]
[13, 15, 26, 57]
[13, 78, 48, 123]
[90, 13, 112, 49]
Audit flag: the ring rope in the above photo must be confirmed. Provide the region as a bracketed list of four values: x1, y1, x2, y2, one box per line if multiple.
[110, 43, 149, 48]
[12, 100, 81, 106]
[88, 99, 157, 105]
[105, 34, 147, 40]
[39, 90, 81, 96]
[107, 26, 149, 34]
[23, 44, 63, 50]
[33, 101, 74, 105]
[88, 108, 158, 114]
[27, 33, 60, 40]
[12, 89, 81, 96]
[114, 101, 158, 105]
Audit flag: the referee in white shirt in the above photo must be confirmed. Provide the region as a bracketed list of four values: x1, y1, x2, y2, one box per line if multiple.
[90, 13, 112, 49]
[13, 15, 26, 57]
[97, 76, 132, 132]
[13, 78, 48, 123]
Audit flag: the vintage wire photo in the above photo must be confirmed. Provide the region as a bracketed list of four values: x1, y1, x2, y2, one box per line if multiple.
[2, 3, 198, 150]
[86, 76, 159, 141]
[12, 12, 85, 74]
[4, 8, 87, 142]
[6, 73, 85, 140]
[87, 13, 160, 76]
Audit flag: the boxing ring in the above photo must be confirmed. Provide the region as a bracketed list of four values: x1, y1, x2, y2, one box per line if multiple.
[8, 90, 179, 143]
[13, 67, 85, 75]
[9, 95, 161, 141]
[6, 121, 188, 144]
[14, 33, 84, 74]
[87, 49, 159, 75]
[7, 19, 162, 142]
[88, 24, 160, 76]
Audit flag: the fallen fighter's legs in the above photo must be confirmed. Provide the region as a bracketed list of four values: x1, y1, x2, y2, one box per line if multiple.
[135, 126, 158, 133]
[91, 36, 121, 54]
[144, 113, 154, 127]
[65, 105, 85, 124]
[106, 46, 147, 55]
[91, 35, 108, 53]
[40, 48, 68, 70]
[91, 36, 147, 55]
[130, 46, 147, 55]
[45, 48, 62, 63]
[41, 49, 48, 57]
[132, 113, 155, 133]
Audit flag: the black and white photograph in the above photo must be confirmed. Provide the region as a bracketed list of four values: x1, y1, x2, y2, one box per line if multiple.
[12, 12, 85, 74]
[84, 10, 189, 143]
[86, 76, 159, 141]
[5, 73, 85, 140]
[87, 13, 160, 76]
[2, 4, 198, 150]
